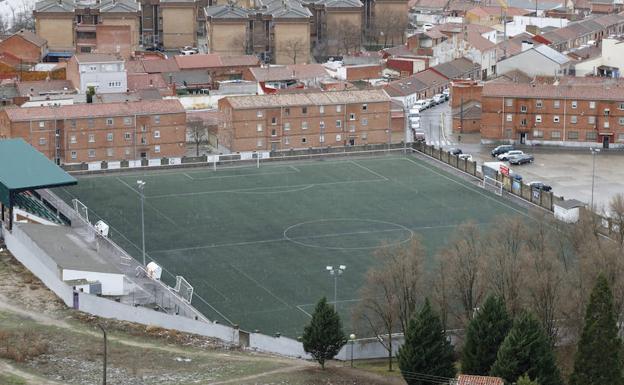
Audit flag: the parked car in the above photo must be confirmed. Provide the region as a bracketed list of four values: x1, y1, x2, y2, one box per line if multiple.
[509, 154, 534, 165]
[423, 23, 433, 31]
[409, 107, 421, 116]
[498, 150, 524, 161]
[491, 144, 514, 157]
[458, 153, 473, 161]
[410, 121, 420, 130]
[423, 99, 433, 109]
[414, 130, 426, 142]
[448, 148, 462, 155]
[412, 100, 427, 111]
[432, 94, 445, 104]
[529, 181, 552, 191]
[442, 88, 450, 100]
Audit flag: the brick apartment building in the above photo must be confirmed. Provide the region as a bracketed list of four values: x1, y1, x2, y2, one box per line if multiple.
[481, 80, 624, 148]
[0, 99, 186, 163]
[218, 89, 394, 152]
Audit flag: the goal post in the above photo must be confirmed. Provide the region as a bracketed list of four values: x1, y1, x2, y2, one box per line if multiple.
[72, 199, 90, 223]
[174, 276, 194, 304]
[483, 176, 503, 196]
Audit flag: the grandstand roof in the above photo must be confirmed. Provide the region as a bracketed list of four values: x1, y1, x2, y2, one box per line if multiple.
[0, 138, 76, 207]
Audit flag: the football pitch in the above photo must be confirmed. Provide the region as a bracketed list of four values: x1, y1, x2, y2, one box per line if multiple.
[56, 152, 530, 337]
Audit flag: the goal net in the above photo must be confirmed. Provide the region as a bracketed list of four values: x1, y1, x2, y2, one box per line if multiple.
[72, 199, 90, 224]
[483, 176, 503, 196]
[174, 276, 194, 304]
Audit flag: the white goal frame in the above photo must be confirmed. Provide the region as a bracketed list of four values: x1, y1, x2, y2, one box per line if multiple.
[174, 276, 194, 304]
[73, 199, 89, 223]
[483, 176, 503, 196]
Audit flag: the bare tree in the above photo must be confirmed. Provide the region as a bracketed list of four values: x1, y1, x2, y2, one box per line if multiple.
[431, 257, 451, 331]
[373, 8, 408, 47]
[608, 193, 624, 248]
[187, 117, 209, 156]
[328, 21, 361, 55]
[279, 38, 307, 64]
[354, 239, 425, 371]
[438, 222, 485, 326]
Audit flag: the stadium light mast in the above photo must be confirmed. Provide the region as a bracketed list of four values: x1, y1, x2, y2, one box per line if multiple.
[326, 265, 346, 310]
[137, 180, 146, 266]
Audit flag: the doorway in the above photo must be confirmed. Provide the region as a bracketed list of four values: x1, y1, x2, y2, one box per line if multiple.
[349, 138, 355, 146]
[520, 132, 527, 144]
[602, 135, 610, 149]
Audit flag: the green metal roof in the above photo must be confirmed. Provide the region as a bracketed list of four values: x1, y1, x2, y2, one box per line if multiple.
[0, 139, 77, 207]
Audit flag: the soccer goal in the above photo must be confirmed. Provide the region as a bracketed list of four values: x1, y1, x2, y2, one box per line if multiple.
[174, 276, 194, 304]
[483, 176, 503, 196]
[72, 198, 90, 224]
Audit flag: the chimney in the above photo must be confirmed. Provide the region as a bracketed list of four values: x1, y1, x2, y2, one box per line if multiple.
[521, 40, 534, 52]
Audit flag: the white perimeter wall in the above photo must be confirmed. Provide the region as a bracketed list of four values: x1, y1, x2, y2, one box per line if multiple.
[62, 269, 126, 296]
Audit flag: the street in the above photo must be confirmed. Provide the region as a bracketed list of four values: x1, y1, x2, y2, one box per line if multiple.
[417, 102, 455, 148]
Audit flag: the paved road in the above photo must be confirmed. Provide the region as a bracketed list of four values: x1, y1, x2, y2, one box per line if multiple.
[417, 102, 455, 148]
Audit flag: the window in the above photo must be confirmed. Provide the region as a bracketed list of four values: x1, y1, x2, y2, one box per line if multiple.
[362, 104, 368, 111]
[71, 151, 77, 159]
[284, 108, 290, 116]
[107, 148, 113, 157]
[125, 132, 131, 140]
[349, 113, 356, 121]
[39, 121, 45, 128]
[141, 125, 146, 132]
[520, 105, 527, 113]
[589, 101, 596, 109]
[302, 121, 308, 130]
[589, 116, 596, 125]
[336, 134, 342, 142]
[362, 118, 368, 126]
[604, 121, 610, 128]
[124, 117, 132, 126]
[571, 116, 578, 124]
[620, 118, 624, 126]
[319, 105, 324, 114]
[301, 137, 307, 144]
[505, 98, 513, 107]
[39, 137, 46, 145]
[551, 131, 561, 139]
[70, 135, 77, 144]
[521, 118, 527, 126]
[553, 100, 560, 109]
[535, 115, 542, 123]
[336, 105, 342, 112]
[553, 116, 560, 123]
[154, 145, 161, 153]
[256, 110, 263, 118]
[336, 120, 342, 128]
[284, 137, 290, 145]
[619, 103, 624, 110]
[257, 123, 263, 132]
[89, 65, 97, 71]
[536, 100, 543, 108]
[284, 122, 291, 130]
[257, 138, 263, 147]
[302, 107, 308, 114]
[506, 114, 513, 122]
[125, 148, 131, 156]
[349, 124, 356, 132]
[362, 132, 367, 140]
[319, 134, 325, 143]
[88, 149, 96, 158]
[571, 100, 578, 109]
[320, 121, 325, 129]
[88, 118, 95, 128]
[88, 134, 95, 142]
[141, 136, 147, 145]
[533, 130, 544, 138]
[154, 115, 160, 124]
[271, 117, 277, 125]
[618, 133, 624, 142]
[568, 131, 579, 139]
[154, 130, 160, 138]
[107, 133, 113, 141]
[604, 109, 610, 116]
[587, 131, 597, 140]
[271, 129, 276, 137]
[108, 81, 122, 88]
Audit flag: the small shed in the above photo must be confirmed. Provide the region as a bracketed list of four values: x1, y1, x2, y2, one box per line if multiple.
[554, 199, 585, 223]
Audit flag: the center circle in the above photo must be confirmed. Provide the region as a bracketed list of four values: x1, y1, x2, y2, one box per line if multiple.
[283, 218, 414, 250]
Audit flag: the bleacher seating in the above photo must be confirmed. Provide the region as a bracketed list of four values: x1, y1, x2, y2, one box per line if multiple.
[13, 192, 68, 225]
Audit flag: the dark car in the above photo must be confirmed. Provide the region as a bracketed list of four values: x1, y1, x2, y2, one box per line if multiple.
[529, 181, 552, 192]
[509, 154, 534, 165]
[448, 148, 462, 155]
[491, 144, 514, 157]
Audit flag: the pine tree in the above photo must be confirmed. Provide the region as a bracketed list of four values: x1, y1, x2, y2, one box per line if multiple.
[462, 295, 512, 375]
[517, 374, 539, 385]
[570, 275, 623, 385]
[302, 297, 347, 369]
[397, 299, 456, 385]
[490, 311, 562, 385]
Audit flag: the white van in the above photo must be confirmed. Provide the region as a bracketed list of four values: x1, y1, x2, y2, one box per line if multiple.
[412, 100, 427, 110]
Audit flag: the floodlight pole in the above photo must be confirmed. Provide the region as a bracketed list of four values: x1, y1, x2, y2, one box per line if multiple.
[326, 265, 346, 310]
[349, 333, 356, 367]
[137, 180, 146, 266]
[590, 148, 600, 209]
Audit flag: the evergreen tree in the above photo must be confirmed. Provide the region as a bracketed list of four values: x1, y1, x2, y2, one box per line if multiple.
[462, 295, 512, 375]
[570, 275, 623, 385]
[490, 311, 562, 385]
[517, 374, 539, 385]
[302, 297, 346, 369]
[397, 299, 456, 385]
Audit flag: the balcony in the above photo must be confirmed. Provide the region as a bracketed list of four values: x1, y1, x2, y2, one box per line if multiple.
[76, 23, 97, 32]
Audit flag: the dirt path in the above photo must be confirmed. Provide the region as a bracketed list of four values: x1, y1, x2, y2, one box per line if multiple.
[0, 361, 66, 385]
[209, 362, 312, 384]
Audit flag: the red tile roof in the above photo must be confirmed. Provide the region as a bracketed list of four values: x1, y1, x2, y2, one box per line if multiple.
[127, 73, 170, 91]
[174, 54, 222, 69]
[457, 375, 504, 385]
[142, 58, 179, 73]
[4, 99, 185, 121]
[483, 80, 624, 100]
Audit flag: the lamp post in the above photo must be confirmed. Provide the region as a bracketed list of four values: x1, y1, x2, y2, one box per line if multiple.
[137, 180, 146, 266]
[590, 148, 600, 209]
[349, 333, 356, 367]
[97, 324, 107, 385]
[326, 265, 346, 310]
